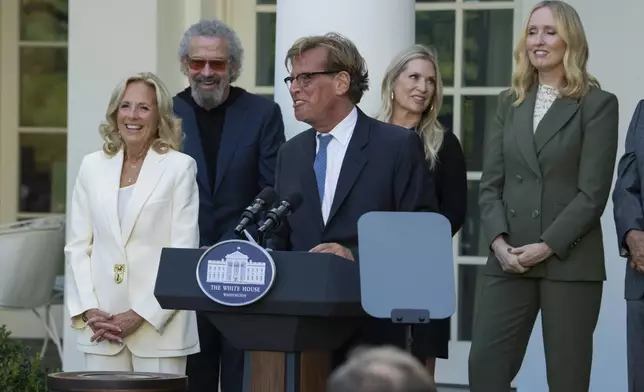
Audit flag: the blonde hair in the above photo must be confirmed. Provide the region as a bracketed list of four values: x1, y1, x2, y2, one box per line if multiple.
[377, 45, 445, 169]
[99, 72, 182, 156]
[510, 0, 599, 106]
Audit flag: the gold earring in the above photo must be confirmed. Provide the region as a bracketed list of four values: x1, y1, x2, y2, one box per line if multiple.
[391, 91, 394, 100]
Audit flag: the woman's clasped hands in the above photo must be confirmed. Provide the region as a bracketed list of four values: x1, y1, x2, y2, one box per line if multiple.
[492, 236, 554, 274]
[83, 308, 144, 344]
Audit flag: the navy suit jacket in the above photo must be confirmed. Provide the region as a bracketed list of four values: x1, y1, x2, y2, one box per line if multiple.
[174, 90, 285, 246]
[613, 99, 644, 300]
[270, 108, 438, 258]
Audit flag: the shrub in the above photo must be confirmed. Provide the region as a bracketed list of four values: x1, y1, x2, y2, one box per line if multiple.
[0, 324, 48, 392]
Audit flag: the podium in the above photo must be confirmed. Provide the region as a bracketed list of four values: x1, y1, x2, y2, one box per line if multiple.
[155, 248, 367, 392]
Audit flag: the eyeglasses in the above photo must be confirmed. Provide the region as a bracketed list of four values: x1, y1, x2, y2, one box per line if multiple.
[284, 70, 341, 88]
[186, 58, 228, 72]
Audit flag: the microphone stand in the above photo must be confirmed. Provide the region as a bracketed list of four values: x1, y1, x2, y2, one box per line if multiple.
[236, 224, 268, 250]
[256, 224, 267, 249]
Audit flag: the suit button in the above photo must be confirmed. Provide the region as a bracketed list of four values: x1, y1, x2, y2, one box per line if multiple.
[516, 174, 523, 182]
[509, 209, 516, 216]
[531, 210, 540, 218]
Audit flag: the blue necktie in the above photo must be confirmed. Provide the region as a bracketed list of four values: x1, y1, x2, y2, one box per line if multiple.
[313, 134, 332, 201]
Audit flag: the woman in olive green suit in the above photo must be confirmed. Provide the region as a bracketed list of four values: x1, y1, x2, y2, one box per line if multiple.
[468, 2, 619, 391]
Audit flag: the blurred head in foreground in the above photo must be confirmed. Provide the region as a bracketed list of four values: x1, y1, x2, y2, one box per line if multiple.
[327, 345, 437, 392]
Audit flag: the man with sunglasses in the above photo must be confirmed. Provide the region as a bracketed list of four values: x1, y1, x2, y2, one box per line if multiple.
[173, 19, 285, 392]
[270, 32, 437, 366]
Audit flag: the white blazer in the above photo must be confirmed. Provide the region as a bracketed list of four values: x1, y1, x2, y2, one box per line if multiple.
[65, 148, 200, 358]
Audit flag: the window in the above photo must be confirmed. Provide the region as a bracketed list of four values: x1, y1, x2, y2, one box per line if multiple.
[415, 0, 514, 344]
[0, 0, 69, 223]
[228, 0, 277, 101]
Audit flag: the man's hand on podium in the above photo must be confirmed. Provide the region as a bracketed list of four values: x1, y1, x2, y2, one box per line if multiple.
[310, 243, 355, 262]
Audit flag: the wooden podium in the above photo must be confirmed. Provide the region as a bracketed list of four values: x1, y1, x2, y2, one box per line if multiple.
[247, 351, 329, 392]
[154, 248, 366, 392]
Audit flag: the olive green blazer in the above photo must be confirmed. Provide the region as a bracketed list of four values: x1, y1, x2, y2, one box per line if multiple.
[479, 86, 619, 281]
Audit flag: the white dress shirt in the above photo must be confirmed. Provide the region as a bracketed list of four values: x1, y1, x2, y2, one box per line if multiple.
[316, 107, 358, 224]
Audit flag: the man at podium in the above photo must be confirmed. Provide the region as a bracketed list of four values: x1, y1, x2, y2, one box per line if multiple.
[270, 32, 437, 365]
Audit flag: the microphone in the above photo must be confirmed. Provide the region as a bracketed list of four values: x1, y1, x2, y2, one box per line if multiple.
[258, 193, 304, 234]
[233, 187, 278, 236]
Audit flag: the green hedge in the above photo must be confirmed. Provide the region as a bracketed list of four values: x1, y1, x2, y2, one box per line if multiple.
[0, 325, 49, 392]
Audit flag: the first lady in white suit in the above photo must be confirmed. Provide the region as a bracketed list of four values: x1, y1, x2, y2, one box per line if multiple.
[65, 72, 200, 374]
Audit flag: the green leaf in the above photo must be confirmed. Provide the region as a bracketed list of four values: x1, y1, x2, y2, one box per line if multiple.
[0, 325, 51, 392]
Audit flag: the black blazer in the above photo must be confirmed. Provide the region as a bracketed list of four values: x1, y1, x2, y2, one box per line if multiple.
[270, 108, 438, 258]
[174, 91, 285, 246]
[432, 129, 467, 236]
[613, 99, 644, 300]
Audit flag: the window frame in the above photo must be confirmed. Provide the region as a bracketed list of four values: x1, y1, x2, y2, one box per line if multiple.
[0, 0, 69, 223]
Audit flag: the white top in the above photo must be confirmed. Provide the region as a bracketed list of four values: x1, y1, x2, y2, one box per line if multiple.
[316, 106, 358, 224]
[118, 185, 135, 226]
[533, 84, 559, 132]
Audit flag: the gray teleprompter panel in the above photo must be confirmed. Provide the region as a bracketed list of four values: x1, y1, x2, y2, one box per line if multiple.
[357, 211, 455, 322]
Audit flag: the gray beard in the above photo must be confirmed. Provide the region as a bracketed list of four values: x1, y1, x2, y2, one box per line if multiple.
[190, 82, 227, 110]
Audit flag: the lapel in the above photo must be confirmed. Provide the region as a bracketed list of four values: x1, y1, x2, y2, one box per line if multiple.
[213, 100, 250, 196]
[513, 87, 542, 178]
[534, 96, 579, 154]
[176, 98, 211, 197]
[120, 150, 167, 246]
[300, 129, 325, 234]
[326, 111, 369, 225]
[102, 150, 126, 254]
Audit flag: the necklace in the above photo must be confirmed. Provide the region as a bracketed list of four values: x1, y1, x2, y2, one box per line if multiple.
[123, 149, 147, 185]
[126, 172, 137, 185]
[124, 161, 142, 185]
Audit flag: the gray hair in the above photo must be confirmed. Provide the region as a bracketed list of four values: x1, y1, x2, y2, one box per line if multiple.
[178, 19, 244, 82]
[327, 346, 437, 392]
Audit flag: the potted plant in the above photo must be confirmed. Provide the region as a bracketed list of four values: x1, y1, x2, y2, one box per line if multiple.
[0, 324, 48, 392]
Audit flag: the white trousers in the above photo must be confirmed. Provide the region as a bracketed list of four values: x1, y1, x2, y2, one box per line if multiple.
[84, 346, 187, 375]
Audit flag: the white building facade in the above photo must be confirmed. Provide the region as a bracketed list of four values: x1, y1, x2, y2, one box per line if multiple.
[206, 250, 267, 284]
[0, 0, 641, 390]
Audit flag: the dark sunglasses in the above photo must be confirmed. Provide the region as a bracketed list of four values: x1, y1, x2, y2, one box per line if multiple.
[187, 58, 228, 72]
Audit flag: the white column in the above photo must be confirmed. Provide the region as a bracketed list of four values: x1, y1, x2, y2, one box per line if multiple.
[273, 0, 416, 139]
[64, 0, 196, 371]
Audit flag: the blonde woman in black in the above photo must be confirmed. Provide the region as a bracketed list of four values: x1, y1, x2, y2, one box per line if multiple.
[378, 44, 467, 377]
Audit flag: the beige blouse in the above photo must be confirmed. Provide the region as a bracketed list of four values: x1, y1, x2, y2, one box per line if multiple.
[533, 84, 559, 132]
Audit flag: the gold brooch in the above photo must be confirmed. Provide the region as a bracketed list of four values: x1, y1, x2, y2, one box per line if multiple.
[114, 264, 125, 284]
